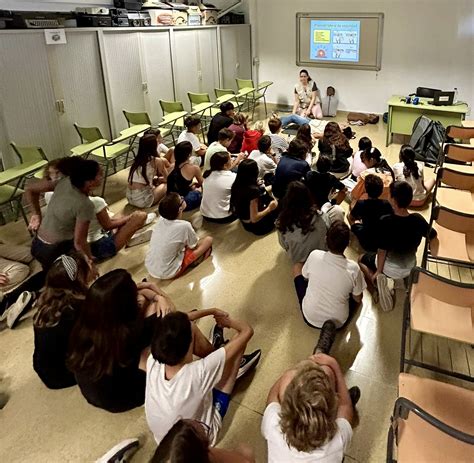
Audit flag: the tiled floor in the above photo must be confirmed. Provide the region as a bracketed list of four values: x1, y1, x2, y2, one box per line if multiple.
[0, 108, 472, 462]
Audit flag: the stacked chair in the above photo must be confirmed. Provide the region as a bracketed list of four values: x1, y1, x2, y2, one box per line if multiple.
[388, 124, 474, 462]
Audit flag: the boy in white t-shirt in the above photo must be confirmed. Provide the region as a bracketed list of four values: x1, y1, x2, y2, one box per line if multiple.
[177, 115, 207, 166]
[145, 309, 262, 445]
[145, 193, 213, 279]
[262, 353, 359, 463]
[203, 128, 234, 171]
[248, 135, 278, 185]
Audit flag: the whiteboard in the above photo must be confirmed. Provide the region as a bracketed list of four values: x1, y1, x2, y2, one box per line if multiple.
[296, 12, 384, 71]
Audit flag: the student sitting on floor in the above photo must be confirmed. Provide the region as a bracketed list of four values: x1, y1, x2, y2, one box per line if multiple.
[393, 144, 435, 207]
[126, 134, 169, 209]
[145, 310, 261, 446]
[33, 253, 95, 390]
[351, 136, 372, 180]
[152, 418, 255, 463]
[294, 221, 366, 330]
[349, 174, 393, 252]
[262, 352, 359, 463]
[207, 102, 235, 145]
[295, 123, 316, 165]
[248, 135, 278, 185]
[228, 112, 249, 154]
[268, 117, 289, 161]
[68, 270, 173, 413]
[318, 122, 353, 178]
[146, 193, 213, 280]
[144, 128, 175, 166]
[230, 159, 279, 236]
[167, 141, 203, 211]
[201, 151, 240, 224]
[242, 120, 265, 154]
[203, 128, 238, 171]
[178, 115, 207, 166]
[273, 138, 311, 199]
[358, 181, 437, 312]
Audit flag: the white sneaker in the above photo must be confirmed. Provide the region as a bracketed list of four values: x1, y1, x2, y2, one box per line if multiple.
[376, 274, 394, 312]
[6, 291, 33, 328]
[126, 228, 153, 248]
[96, 438, 139, 463]
[145, 212, 157, 226]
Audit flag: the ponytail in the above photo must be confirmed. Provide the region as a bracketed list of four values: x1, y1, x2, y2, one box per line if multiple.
[400, 145, 420, 180]
[203, 151, 229, 179]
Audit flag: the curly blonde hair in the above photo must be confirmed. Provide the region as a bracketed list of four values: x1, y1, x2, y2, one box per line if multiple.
[279, 362, 338, 452]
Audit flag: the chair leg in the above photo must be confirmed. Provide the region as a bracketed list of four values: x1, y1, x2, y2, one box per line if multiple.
[17, 201, 32, 236]
[101, 163, 109, 197]
[264, 96, 268, 117]
[399, 300, 409, 374]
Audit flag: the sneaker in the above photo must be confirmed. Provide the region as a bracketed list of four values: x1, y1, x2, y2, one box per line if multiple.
[349, 386, 361, 407]
[237, 349, 262, 379]
[313, 320, 337, 355]
[126, 228, 153, 248]
[145, 212, 157, 226]
[6, 291, 34, 328]
[376, 274, 394, 312]
[209, 324, 225, 349]
[96, 438, 139, 463]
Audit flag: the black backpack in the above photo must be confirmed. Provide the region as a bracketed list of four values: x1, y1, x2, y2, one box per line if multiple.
[409, 115, 446, 165]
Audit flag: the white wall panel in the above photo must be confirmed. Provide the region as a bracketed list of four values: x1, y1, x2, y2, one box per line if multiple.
[197, 28, 220, 97]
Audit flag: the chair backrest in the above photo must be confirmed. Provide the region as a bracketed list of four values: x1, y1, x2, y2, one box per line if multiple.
[446, 125, 474, 140]
[123, 110, 151, 126]
[10, 142, 47, 164]
[433, 206, 474, 234]
[215, 88, 236, 99]
[236, 78, 254, 90]
[444, 144, 474, 163]
[159, 100, 185, 115]
[74, 123, 103, 143]
[187, 92, 211, 108]
[438, 167, 474, 192]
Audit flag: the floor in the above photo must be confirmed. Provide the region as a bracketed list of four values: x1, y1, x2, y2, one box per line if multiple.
[0, 108, 472, 462]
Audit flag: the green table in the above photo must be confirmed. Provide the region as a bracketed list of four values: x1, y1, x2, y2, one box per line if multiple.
[386, 95, 469, 146]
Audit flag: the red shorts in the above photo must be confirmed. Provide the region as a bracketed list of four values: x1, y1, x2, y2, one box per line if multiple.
[174, 247, 198, 279]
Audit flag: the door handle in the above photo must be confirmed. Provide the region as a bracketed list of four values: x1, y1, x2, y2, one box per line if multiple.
[60, 100, 65, 113]
[142, 82, 148, 93]
[55, 100, 65, 114]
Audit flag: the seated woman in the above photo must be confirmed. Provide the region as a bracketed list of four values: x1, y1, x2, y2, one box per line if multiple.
[177, 115, 207, 166]
[167, 141, 203, 211]
[200, 151, 239, 224]
[393, 145, 435, 207]
[276, 181, 330, 264]
[126, 134, 169, 209]
[144, 128, 175, 166]
[318, 122, 353, 178]
[227, 113, 248, 154]
[230, 159, 279, 236]
[33, 253, 94, 389]
[68, 269, 173, 413]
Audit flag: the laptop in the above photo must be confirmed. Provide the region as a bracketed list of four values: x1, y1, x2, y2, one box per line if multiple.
[430, 91, 455, 106]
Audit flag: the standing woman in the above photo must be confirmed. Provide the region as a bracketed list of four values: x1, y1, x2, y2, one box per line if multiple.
[230, 159, 279, 235]
[26, 158, 102, 269]
[167, 141, 204, 211]
[126, 134, 169, 209]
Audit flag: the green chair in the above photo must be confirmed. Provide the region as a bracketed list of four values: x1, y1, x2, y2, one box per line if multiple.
[73, 124, 132, 196]
[188, 92, 220, 118]
[214, 88, 240, 110]
[10, 142, 48, 182]
[158, 100, 188, 143]
[122, 110, 170, 140]
[236, 78, 272, 118]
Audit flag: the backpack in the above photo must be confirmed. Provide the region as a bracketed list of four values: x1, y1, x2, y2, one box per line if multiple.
[409, 115, 446, 165]
[321, 87, 339, 117]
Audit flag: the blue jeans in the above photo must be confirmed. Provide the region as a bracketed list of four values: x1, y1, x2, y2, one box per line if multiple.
[280, 114, 311, 127]
[184, 190, 202, 211]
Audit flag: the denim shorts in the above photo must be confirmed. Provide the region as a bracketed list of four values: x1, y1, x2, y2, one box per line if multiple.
[183, 190, 202, 211]
[90, 233, 117, 261]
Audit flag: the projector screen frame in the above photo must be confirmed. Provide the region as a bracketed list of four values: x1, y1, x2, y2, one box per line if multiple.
[296, 12, 384, 71]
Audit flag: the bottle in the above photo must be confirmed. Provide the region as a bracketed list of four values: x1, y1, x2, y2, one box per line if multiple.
[454, 87, 458, 104]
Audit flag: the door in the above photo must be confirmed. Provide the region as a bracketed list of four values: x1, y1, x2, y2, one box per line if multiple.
[47, 31, 111, 151]
[101, 31, 146, 135]
[196, 28, 220, 97]
[139, 30, 175, 122]
[219, 25, 252, 91]
[0, 32, 63, 167]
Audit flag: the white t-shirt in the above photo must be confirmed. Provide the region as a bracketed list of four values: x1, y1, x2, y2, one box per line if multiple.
[262, 402, 352, 463]
[178, 130, 201, 151]
[87, 196, 109, 242]
[158, 143, 169, 156]
[204, 141, 227, 171]
[145, 347, 226, 446]
[248, 149, 277, 179]
[201, 170, 236, 219]
[302, 251, 366, 328]
[393, 161, 426, 201]
[145, 217, 198, 279]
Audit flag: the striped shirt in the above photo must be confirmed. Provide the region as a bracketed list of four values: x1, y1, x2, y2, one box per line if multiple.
[269, 134, 289, 161]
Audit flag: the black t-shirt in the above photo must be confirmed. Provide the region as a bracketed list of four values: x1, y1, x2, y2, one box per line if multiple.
[305, 170, 345, 208]
[351, 199, 393, 229]
[378, 213, 435, 254]
[318, 139, 353, 173]
[273, 154, 311, 199]
[33, 299, 81, 389]
[207, 113, 233, 144]
[230, 185, 260, 221]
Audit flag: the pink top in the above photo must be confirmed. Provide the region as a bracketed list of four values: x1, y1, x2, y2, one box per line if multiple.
[352, 150, 366, 178]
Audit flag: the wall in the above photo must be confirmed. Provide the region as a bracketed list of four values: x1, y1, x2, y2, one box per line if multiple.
[250, 0, 474, 114]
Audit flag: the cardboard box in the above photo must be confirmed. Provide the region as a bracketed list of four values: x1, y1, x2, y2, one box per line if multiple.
[187, 6, 201, 26]
[201, 9, 218, 26]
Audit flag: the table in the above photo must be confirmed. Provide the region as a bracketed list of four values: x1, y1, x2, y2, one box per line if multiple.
[386, 96, 469, 146]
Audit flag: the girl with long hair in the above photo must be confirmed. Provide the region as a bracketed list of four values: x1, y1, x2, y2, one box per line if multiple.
[393, 144, 435, 207]
[33, 252, 94, 389]
[276, 181, 330, 264]
[318, 122, 353, 177]
[230, 159, 278, 235]
[296, 123, 315, 165]
[68, 269, 174, 412]
[127, 134, 169, 209]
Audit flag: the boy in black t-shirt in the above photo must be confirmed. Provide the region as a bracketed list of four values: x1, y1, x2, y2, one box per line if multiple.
[349, 174, 393, 251]
[359, 181, 436, 312]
